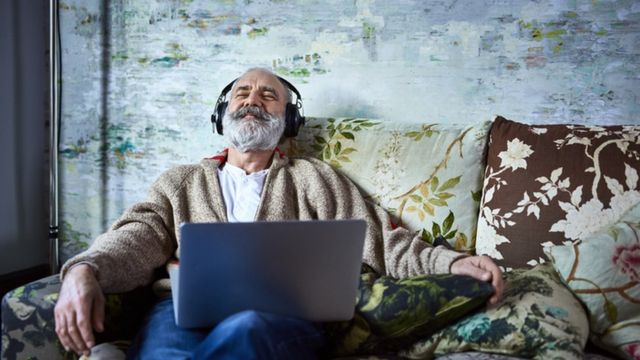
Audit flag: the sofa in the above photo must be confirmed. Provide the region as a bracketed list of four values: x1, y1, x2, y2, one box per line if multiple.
[2, 116, 638, 359]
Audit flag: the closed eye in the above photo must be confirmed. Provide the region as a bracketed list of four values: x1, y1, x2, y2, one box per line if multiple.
[262, 92, 277, 100]
[232, 85, 280, 101]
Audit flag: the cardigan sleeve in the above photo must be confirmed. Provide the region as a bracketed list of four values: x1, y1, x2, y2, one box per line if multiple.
[302, 159, 467, 278]
[60, 170, 181, 293]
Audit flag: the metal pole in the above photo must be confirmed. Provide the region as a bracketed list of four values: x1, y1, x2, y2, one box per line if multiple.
[49, 0, 60, 274]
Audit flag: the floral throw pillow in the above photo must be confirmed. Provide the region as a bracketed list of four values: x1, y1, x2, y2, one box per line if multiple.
[324, 266, 494, 357]
[476, 116, 640, 270]
[545, 201, 640, 360]
[401, 263, 590, 360]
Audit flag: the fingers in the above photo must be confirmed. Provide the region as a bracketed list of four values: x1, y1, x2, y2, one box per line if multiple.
[55, 309, 72, 352]
[55, 305, 81, 353]
[478, 256, 504, 305]
[458, 263, 488, 279]
[489, 265, 504, 305]
[77, 301, 96, 351]
[451, 257, 489, 280]
[65, 311, 89, 355]
[451, 256, 504, 305]
[55, 305, 94, 356]
[54, 267, 102, 356]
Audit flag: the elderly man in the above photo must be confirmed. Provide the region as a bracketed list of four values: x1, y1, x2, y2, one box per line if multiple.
[54, 68, 503, 359]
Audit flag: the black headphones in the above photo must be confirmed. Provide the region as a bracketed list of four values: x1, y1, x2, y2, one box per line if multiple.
[210, 75, 305, 138]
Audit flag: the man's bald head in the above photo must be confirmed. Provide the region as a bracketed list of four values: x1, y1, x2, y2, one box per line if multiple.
[231, 68, 292, 104]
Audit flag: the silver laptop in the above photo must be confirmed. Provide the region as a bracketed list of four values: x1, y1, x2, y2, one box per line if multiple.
[170, 220, 367, 328]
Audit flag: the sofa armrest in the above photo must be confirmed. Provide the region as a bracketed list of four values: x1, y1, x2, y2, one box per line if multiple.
[2, 275, 63, 360]
[2, 275, 153, 360]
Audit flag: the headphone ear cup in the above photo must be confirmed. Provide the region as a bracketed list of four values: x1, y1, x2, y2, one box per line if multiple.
[284, 103, 304, 137]
[213, 101, 228, 135]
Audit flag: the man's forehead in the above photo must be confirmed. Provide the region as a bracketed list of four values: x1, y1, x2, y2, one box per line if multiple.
[234, 70, 286, 93]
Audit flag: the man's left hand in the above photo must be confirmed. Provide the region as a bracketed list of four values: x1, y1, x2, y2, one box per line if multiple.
[451, 255, 504, 305]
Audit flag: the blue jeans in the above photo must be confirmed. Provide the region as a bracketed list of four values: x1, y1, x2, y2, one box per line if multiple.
[127, 297, 326, 359]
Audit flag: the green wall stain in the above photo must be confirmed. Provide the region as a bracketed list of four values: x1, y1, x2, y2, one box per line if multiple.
[79, 14, 96, 25]
[276, 67, 310, 77]
[362, 21, 375, 39]
[114, 139, 136, 156]
[111, 52, 128, 61]
[532, 28, 566, 41]
[518, 20, 533, 29]
[188, 19, 208, 29]
[544, 29, 566, 39]
[60, 139, 88, 158]
[61, 221, 90, 254]
[151, 43, 189, 67]
[167, 43, 189, 60]
[151, 56, 180, 67]
[553, 41, 563, 53]
[532, 28, 543, 41]
[610, 21, 628, 29]
[595, 29, 608, 36]
[272, 52, 327, 78]
[157, 128, 182, 137]
[177, 9, 190, 20]
[248, 27, 268, 38]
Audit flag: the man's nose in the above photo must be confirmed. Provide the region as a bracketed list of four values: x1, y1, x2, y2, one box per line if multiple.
[243, 91, 262, 108]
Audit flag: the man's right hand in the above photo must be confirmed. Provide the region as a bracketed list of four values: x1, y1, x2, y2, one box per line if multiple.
[54, 264, 105, 356]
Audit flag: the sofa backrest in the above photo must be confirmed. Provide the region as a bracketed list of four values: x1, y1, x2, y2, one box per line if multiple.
[281, 117, 491, 253]
[57, 116, 490, 262]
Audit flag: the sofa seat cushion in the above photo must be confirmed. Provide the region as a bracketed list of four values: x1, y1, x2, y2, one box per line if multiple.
[400, 263, 589, 360]
[476, 116, 640, 270]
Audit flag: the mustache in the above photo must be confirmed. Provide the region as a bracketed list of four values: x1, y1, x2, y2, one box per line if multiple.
[230, 106, 273, 122]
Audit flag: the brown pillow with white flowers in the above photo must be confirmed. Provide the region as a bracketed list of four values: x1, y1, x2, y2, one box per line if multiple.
[475, 116, 640, 270]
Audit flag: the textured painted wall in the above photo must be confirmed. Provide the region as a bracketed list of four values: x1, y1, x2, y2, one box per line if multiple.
[58, 0, 640, 259]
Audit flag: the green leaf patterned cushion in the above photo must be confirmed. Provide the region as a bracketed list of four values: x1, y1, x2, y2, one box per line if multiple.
[401, 263, 589, 360]
[545, 201, 640, 360]
[282, 117, 491, 253]
[324, 267, 494, 357]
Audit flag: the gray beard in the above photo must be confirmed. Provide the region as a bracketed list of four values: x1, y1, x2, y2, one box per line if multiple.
[222, 106, 286, 153]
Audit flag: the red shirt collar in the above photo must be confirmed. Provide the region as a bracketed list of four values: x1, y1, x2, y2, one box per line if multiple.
[206, 147, 285, 166]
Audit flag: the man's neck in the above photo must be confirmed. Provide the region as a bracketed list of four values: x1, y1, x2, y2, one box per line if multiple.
[226, 147, 274, 174]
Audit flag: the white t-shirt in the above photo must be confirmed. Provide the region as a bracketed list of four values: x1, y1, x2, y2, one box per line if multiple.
[217, 163, 268, 222]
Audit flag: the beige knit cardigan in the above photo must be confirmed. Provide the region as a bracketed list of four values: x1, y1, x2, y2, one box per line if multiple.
[60, 151, 465, 294]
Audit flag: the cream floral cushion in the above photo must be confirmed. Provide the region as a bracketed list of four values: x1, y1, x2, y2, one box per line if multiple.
[545, 201, 640, 360]
[283, 117, 491, 252]
[476, 116, 640, 270]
